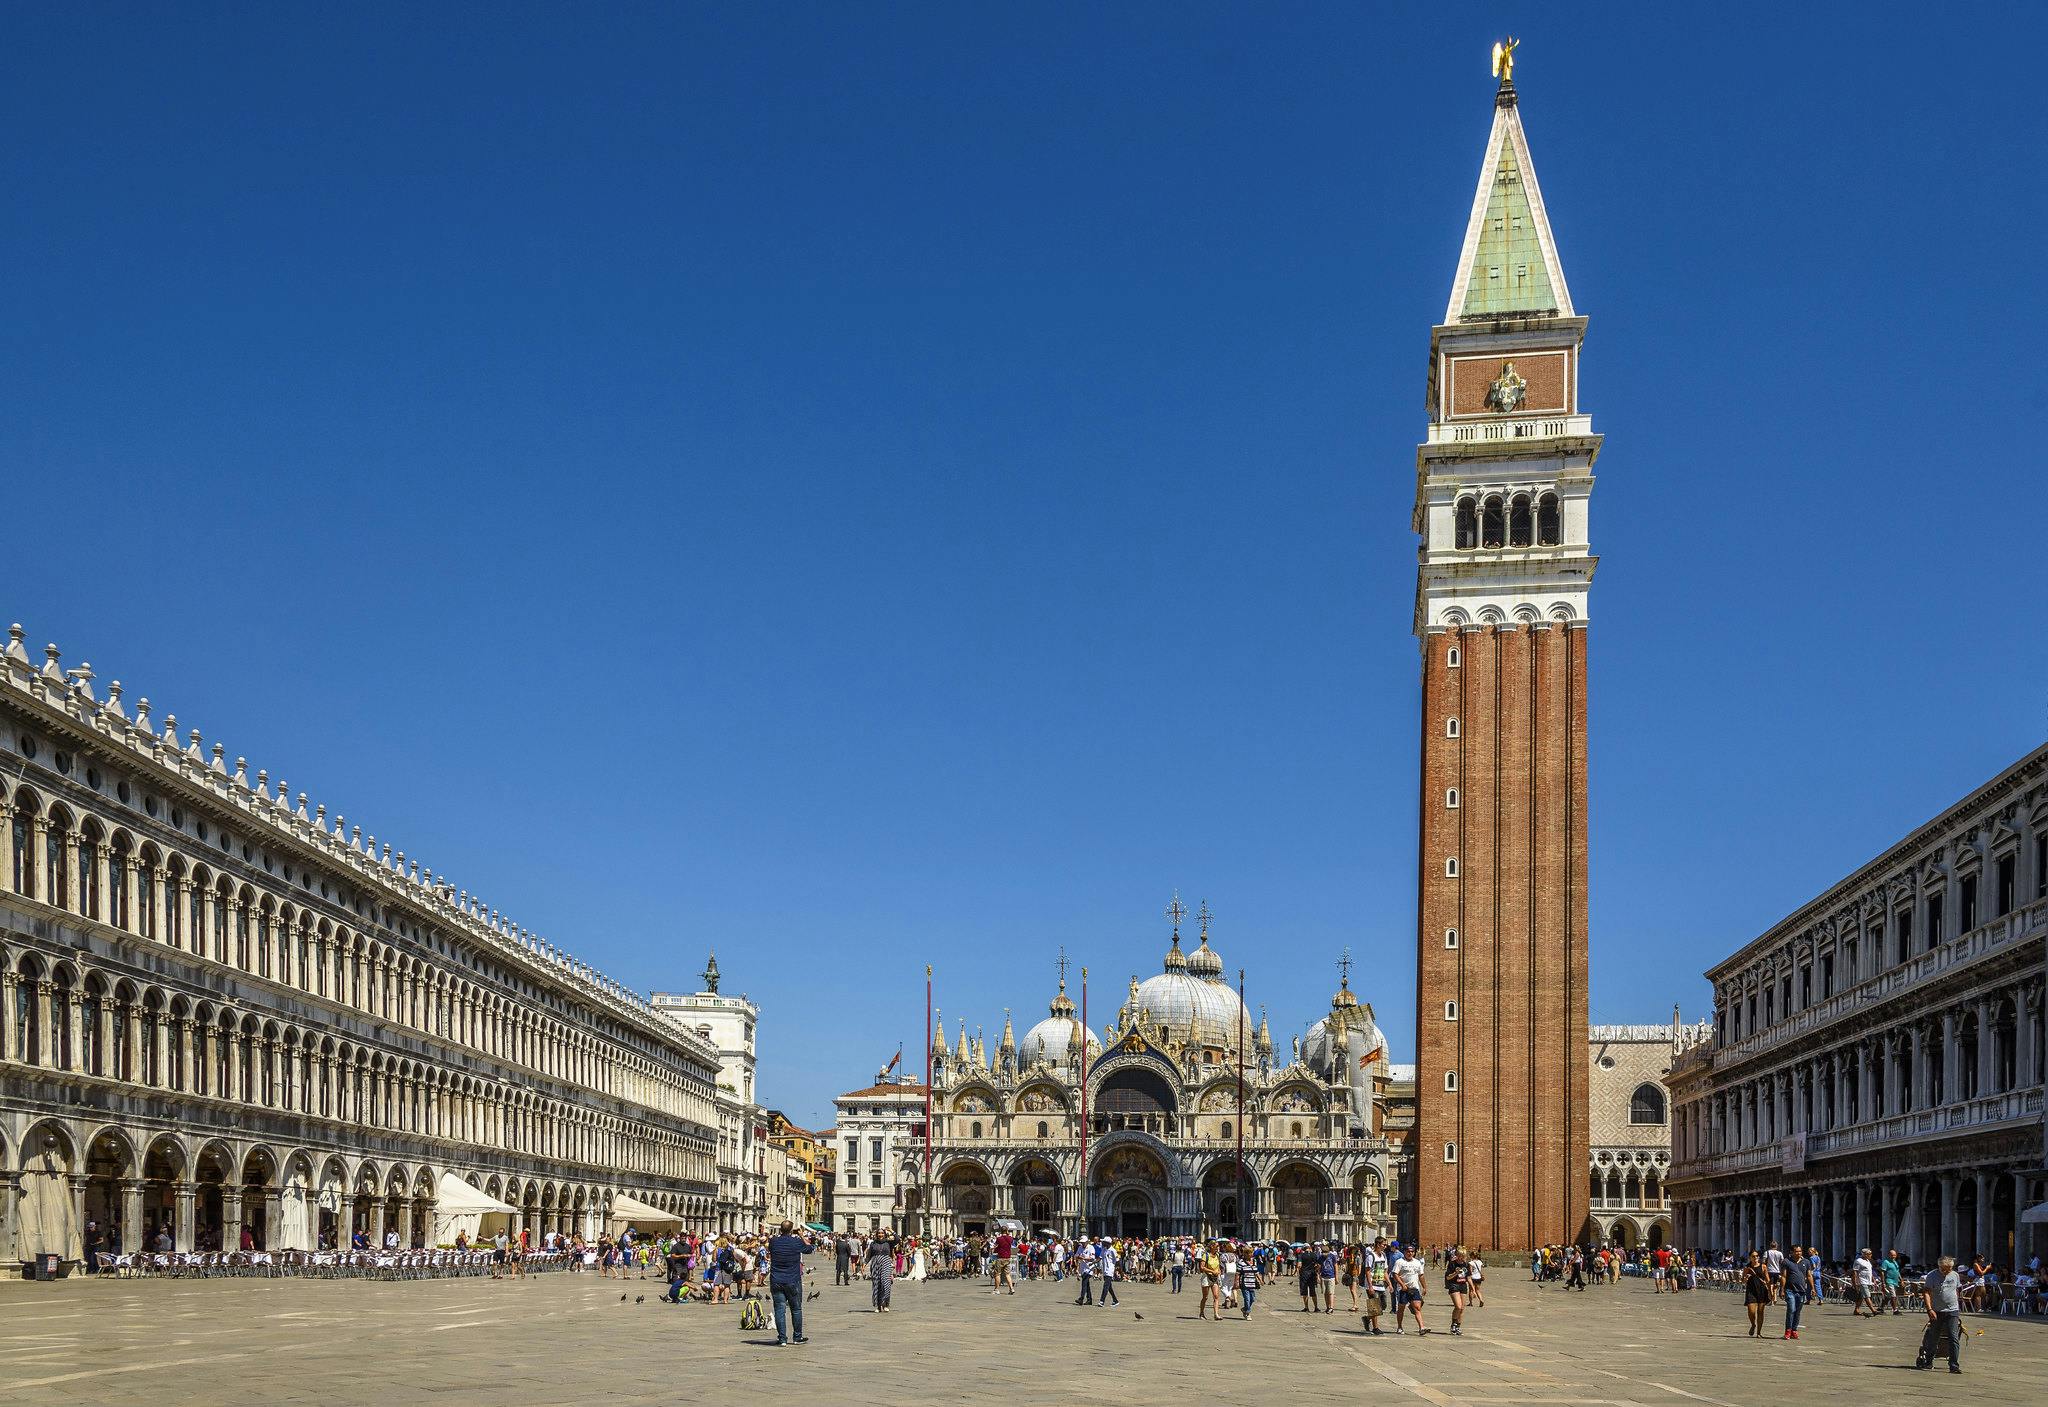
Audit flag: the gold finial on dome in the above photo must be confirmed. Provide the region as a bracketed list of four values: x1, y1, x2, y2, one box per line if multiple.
[1332, 947, 1359, 1008]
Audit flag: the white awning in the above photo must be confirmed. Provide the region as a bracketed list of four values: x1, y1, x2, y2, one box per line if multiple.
[436, 1173, 515, 1216]
[609, 1193, 682, 1229]
[2022, 1201, 2048, 1226]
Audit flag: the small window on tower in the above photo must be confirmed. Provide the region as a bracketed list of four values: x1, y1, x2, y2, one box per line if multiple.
[1444, 857, 1459, 878]
[1447, 646, 1461, 668]
[1444, 1142, 1458, 1163]
[1515, 264, 1528, 284]
[1446, 788, 1460, 809]
[1444, 1000, 1459, 1020]
[1444, 1071, 1458, 1092]
[1446, 717, 1460, 738]
[1445, 928, 1459, 949]
[1488, 267, 1500, 281]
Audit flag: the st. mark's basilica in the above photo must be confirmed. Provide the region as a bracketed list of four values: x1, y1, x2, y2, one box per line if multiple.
[907, 903, 1412, 1244]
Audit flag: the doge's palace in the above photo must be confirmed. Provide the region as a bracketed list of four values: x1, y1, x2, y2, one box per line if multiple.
[0, 626, 723, 1267]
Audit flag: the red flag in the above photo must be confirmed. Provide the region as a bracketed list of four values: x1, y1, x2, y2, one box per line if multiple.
[1358, 1045, 1384, 1069]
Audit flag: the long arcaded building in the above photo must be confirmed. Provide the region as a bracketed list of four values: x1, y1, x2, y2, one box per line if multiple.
[0, 626, 722, 1265]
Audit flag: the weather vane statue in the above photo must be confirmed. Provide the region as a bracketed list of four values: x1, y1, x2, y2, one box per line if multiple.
[1492, 36, 1519, 84]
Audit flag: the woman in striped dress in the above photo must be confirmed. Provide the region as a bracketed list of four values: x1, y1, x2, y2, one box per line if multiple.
[867, 1230, 899, 1312]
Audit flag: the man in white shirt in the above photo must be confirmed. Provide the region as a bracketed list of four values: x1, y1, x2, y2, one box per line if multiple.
[1852, 1249, 1877, 1317]
[1764, 1240, 1785, 1301]
[1096, 1240, 1120, 1307]
[1392, 1247, 1431, 1335]
[1073, 1240, 1097, 1304]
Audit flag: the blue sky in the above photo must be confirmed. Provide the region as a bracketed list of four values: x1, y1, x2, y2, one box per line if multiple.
[5, 5, 2041, 1129]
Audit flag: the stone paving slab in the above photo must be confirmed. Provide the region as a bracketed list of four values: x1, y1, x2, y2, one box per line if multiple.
[0, 1268, 2040, 1405]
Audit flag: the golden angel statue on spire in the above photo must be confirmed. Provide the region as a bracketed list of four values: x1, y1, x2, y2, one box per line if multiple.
[1491, 36, 1519, 83]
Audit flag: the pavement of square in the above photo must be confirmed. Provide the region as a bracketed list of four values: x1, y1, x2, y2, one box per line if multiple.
[0, 1267, 2040, 1406]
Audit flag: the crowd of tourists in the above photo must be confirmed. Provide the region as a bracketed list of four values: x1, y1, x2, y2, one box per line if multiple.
[435, 1217, 2043, 1373]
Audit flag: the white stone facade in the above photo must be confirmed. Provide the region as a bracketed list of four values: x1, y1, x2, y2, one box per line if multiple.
[1586, 1018, 1711, 1249]
[0, 627, 723, 1267]
[897, 930, 1409, 1243]
[831, 1080, 926, 1235]
[1667, 743, 2048, 1266]
[652, 974, 769, 1232]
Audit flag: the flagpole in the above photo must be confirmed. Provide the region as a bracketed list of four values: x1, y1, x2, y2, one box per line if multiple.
[923, 965, 933, 1236]
[1236, 966, 1246, 1241]
[1079, 966, 1089, 1240]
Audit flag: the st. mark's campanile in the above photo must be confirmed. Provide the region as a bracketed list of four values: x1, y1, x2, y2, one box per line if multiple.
[1413, 56, 1596, 1253]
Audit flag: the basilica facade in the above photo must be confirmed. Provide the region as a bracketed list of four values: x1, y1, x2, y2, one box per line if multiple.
[908, 912, 1412, 1244]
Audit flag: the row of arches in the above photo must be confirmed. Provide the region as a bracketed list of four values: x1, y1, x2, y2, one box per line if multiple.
[910, 1139, 1398, 1244]
[4, 1118, 708, 1262]
[1453, 491, 1562, 550]
[1, 943, 715, 1188]
[0, 776, 716, 1129]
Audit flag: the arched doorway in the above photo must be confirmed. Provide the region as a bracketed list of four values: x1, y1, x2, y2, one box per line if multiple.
[140, 1136, 185, 1250]
[19, 1124, 79, 1264]
[83, 1129, 136, 1265]
[1008, 1157, 1060, 1233]
[1271, 1163, 1328, 1244]
[1090, 1143, 1169, 1239]
[1203, 1160, 1245, 1238]
[241, 1146, 277, 1251]
[940, 1161, 994, 1236]
[194, 1143, 232, 1251]
[278, 1154, 314, 1251]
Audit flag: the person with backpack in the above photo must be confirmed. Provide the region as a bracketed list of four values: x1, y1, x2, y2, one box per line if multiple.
[765, 1221, 813, 1346]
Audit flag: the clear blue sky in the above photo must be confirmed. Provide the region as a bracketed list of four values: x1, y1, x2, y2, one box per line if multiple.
[5, 5, 2041, 1129]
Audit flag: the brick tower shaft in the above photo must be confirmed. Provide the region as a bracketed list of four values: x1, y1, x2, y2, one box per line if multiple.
[1411, 66, 1598, 1254]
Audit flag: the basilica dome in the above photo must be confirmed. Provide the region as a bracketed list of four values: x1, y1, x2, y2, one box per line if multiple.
[1021, 978, 1099, 1066]
[1304, 978, 1389, 1092]
[1132, 934, 1250, 1051]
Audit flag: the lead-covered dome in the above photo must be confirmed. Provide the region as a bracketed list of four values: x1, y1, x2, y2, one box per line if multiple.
[1022, 977, 1099, 1066]
[1304, 978, 1388, 1090]
[1133, 934, 1249, 1050]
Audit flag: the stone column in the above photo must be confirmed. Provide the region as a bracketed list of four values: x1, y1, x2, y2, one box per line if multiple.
[120, 1178, 145, 1253]
[1974, 998, 1993, 1098]
[221, 1188, 243, 1254]
[262, 1188, 284, 1251]
[368, 1198, 385, 1246]
[1911, 1024, 1929, 1108]
[1905, 1180, 1925, 1264]
[1940, 1010, 1958, 1102]
[67, 1175, 90, 1265]
[173, 1181, 196, 1252]
[0, 972, 14, 1063]
[1972, 1171, 1992, 1259]
[1938, 1174, 1959, 1258]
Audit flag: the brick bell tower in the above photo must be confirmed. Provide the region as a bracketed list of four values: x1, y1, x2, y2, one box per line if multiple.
[1412, 54, 1597, 1254]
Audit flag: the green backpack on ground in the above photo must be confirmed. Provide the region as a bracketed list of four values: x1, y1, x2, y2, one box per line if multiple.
[738, 1298, 766, 1331]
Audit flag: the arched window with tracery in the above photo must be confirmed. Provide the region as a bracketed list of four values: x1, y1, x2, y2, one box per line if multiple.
[1509, 494, 1532, 547]
[108, 832, 130, 930]
[1630, 1083, 1667, 1125]
[46, 808, 72, 911]
[78, 819, 103, 919]
[1481, 496, 1505, 549]
[1455, 498, 1478, 549]
[9, 793, 35, 898]
[1537, 492, 1560, 546]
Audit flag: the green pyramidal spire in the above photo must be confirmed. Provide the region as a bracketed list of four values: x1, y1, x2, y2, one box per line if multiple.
[1446, 83, 1574, 323]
